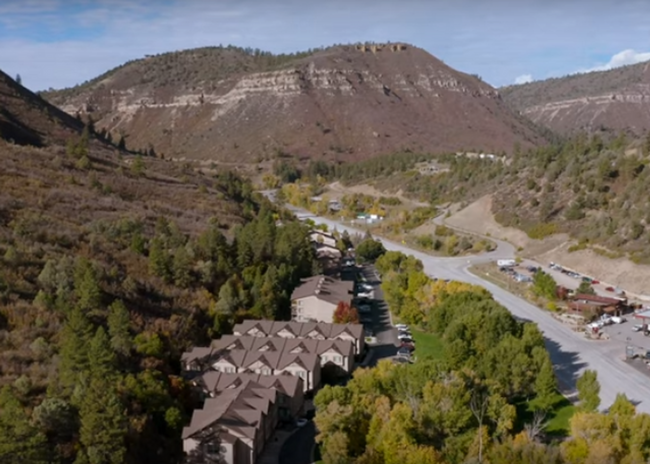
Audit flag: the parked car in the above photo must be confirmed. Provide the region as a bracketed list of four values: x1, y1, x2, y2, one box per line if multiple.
[357, 291, 373, 299]
[605, 286, 615, 292]
[296, 418, 309, 428]
[395, 324, 409, 331]
[398, 333, 412, 341]
[611, 316, 626, 324]
[400, 337, 415, 345]
[397, 347, 411, 358]
[632, 324, 644, 332]
[359, 283, 373, 291]
[591, 280, 600, 285]
[400, 342, 415, 351]
[357, 304, 372, 314]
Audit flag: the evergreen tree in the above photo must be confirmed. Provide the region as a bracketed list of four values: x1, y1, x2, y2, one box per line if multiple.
[59, 306, 94, 389]
[88, 327, 117, 379]
[149, 237, 172, 282]
[117, 135, 126, 151]
[576, 369, 601, 412]
[74, 258, 102, 311]
[77, 378, 127, 464]
[531, 357, 557, 412]
[173, 245, 193, 288]
[0, 386, 49, 463]
[107, 300, 132, 356]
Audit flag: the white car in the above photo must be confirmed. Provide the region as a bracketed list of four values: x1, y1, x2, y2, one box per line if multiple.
[611, 316, 626, 324]
[395, 324, 409, 330]
[398, 332, 411, 340]
[357, 291, 373, 299]
[296, 418, 308, 428]
[360, 283, 373, 291]
[632, 324, 644, 332]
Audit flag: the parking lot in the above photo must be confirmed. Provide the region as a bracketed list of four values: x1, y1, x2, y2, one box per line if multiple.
[354, 265, 399, 366]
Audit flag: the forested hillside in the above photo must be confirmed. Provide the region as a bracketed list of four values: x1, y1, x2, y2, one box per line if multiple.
[306, 132, 650, 262]
[0, 135, 318, 463]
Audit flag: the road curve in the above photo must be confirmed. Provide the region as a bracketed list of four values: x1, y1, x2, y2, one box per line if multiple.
[289, 206, 650, 413]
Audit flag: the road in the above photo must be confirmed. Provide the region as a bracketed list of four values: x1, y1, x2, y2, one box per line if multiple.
[278, 422, 316, 464]
[282, 203, 650, 413]
[358, 265, 399, 366]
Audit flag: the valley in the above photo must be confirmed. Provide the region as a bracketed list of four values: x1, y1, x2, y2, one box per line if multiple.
[4, 32, 650, 464]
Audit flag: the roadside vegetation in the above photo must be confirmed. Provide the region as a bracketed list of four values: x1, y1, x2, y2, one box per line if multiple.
[316, 250, 647, 464]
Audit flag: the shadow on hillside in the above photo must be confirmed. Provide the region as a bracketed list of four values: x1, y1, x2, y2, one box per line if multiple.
[543, 337, 586, 393]
[0, 108, 44, 147]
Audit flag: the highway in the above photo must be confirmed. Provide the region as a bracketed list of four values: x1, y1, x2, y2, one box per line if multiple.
[281, 202, 650, 413]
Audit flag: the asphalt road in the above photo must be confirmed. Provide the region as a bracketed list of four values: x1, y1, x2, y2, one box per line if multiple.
[279, 422, 316, 464]
[285, 206, 650, 413]
[359, 265, 399, 366]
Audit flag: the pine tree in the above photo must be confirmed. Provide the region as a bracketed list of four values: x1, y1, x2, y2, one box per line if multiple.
[531, 357, 557, 412]
[59, 306, 94, 389]
[117, 135, 126, 151]
[107, 300, 132, 356]
[0, 386, 49, 463]
[15, 74, 22, 85]
[148, 237, 172, 282]
[77, 378, 126, 464]
[74, 258, 102, 311]
[173, 245, 193, 288]
[88, 327, 117, 380]
[576, 369, 601, 412]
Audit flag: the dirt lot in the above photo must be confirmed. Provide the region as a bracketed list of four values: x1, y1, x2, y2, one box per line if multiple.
[325, 182, 428, 208]
[445, 195, 650, 300]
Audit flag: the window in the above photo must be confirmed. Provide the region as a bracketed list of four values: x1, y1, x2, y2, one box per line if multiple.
[262, 368, 271, 376]
[335, 356, 342, 364]
[297, 371, 306, 379]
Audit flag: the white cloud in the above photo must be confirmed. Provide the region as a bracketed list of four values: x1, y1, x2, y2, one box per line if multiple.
[514, 74, 533, 84]
[584, 49, 650, 72]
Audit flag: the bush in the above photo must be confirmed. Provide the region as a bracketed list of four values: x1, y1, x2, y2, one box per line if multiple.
[526, 222, 558, 239]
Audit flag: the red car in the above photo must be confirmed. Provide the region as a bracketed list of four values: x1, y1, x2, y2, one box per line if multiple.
[400, 341, 415, 352]
[605, 286, 615, 292]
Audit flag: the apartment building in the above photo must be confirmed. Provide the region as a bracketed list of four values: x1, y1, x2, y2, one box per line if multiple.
[213, 335, 355, 373]
[182, 347, 321, 392]
[190, 371, 304, 421]
[182, 380, 278, 464]
[232, 319, 365, 355]
[291, 275, 354, 323]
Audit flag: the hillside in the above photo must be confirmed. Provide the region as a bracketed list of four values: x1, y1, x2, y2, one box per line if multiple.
[0, 69, 85, 146]
[501, 61, 650, 135]
[0, 71, 321, 463]
[42, 43, 549, 163]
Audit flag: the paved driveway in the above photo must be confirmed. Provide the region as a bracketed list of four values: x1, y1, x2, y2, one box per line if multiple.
[296, 210, 650, 414]
[279, 421, 316, 464]
[358, 265, 399, 366]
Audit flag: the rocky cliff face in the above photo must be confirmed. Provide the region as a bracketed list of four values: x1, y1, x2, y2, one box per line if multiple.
[44, 44, 547, 162]
[501, 62, 650, 135]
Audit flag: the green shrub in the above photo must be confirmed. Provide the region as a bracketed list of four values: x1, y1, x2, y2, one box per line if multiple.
[526, 222, 558, 239]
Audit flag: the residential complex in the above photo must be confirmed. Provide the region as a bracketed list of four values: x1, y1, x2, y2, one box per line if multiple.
[233, 319, 365, 354]
[181, 319, 365, 464]
[290, 274, 354, 323]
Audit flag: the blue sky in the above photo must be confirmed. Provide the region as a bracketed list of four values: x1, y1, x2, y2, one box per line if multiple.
[1, 0, 649, 91]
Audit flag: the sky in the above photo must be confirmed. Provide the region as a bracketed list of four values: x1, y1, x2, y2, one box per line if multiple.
[1, 0, 650, 91]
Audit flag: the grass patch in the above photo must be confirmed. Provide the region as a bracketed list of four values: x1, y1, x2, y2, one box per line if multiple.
[411, 329, 445, 360]
[514, 392, 575, 438]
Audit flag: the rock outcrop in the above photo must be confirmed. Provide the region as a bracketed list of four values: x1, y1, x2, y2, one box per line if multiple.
[501, 61, 650, 135]
[44, 44, 548, 162]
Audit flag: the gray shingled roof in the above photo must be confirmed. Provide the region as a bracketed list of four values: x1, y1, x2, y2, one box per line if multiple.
[290, 275, 353, 305]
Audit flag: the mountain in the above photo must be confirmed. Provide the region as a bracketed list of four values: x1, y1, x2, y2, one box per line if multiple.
[43, 44, 549, 162]
[500, 61, 650, 135]
[0, 69, 84, 146]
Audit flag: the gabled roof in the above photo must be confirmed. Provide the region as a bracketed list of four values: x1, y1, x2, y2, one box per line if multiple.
[182, 381, 277, 440]
[193, 372, 303, 397]
[290, 275, 353, 305]
[231, 320, 364, 342]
